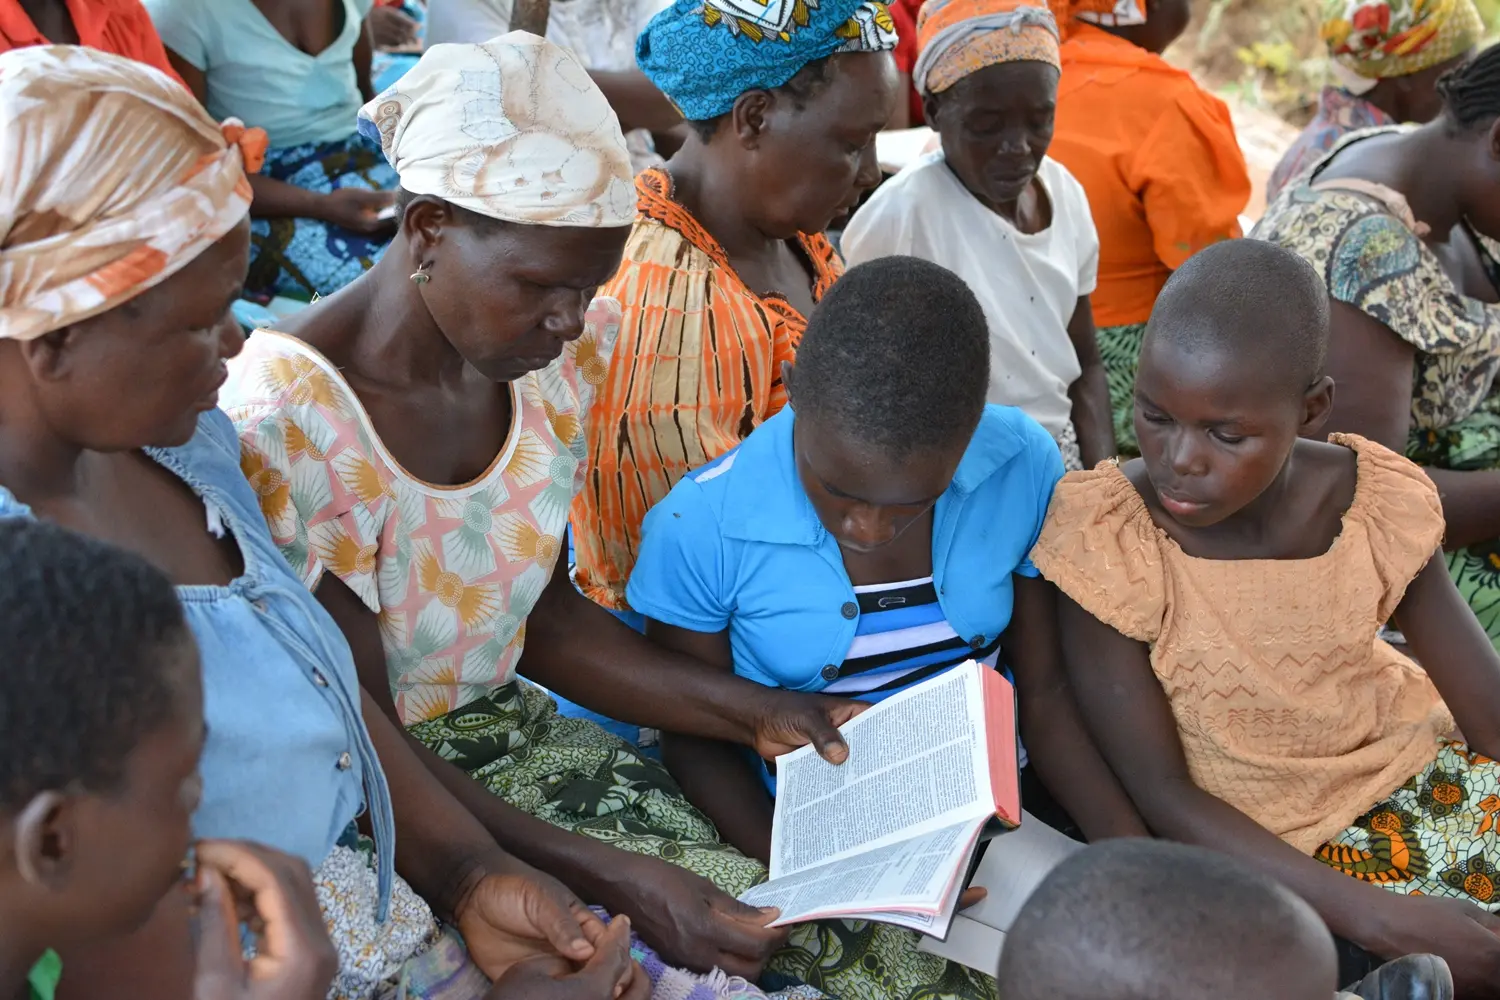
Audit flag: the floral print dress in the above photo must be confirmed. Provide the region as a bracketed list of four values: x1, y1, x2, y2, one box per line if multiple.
[225, 303, 617, 726]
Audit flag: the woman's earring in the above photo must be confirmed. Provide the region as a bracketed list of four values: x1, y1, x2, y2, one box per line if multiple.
[410, 262, 431, 286]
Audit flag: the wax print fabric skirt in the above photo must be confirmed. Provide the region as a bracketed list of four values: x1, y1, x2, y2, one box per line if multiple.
[1317, 741, 1500, 910]
[1098, 322, 1147, 458]
[407, 680, 1003, 1000]
[246, 132, 397, 302]
[1407, 392, 1500, 651]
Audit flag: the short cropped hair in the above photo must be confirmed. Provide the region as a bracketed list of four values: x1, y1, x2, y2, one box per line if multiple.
[998, 839, 1335, 1000]
[793, 254, 990, 458]
[0, 519, 188, 810]
[1148, 238, 1330, 391]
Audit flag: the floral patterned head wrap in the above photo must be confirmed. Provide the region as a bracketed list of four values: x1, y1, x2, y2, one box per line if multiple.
[636, 0, 899, 121]
[915, 0, 1060, 95]
[357, 33, 635, 228]
[0, 45, 265, 342]
[1321, 0, 1484, 86]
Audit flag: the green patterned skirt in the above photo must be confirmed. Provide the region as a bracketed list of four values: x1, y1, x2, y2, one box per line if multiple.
[1098, 323, 1147, 458]
[1407, 393, 1500, 651]
[1317, 741, 1500, 909]
[407, 681, 1000, 1000]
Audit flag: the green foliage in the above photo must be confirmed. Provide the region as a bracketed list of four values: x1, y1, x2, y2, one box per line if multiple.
[1236, 40, 1297, 77]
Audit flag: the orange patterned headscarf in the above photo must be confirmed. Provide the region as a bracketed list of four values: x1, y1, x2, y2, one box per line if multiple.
[0, 45, 266, 342]
[914, 0, 1061, 95]
[1046, 0, 1146, 39]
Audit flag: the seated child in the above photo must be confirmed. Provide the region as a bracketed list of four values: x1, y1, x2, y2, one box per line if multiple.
[0, 517, 333, 1000]
[0, 518, 644, 1000]
[997, 838, 1453, 1000]
[627, 255, 1145, 868]
[1031, 239, 1500, 995]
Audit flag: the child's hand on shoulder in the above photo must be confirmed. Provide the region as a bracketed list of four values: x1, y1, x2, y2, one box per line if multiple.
[191, 840, 337, 1000]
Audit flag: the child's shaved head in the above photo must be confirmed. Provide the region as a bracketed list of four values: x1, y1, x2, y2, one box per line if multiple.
[1146, 239, 1331, 394]
[998, 840, 1337, 1000]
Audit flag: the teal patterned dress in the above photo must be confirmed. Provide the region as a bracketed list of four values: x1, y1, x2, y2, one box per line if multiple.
[1254, 128, 1500, 648]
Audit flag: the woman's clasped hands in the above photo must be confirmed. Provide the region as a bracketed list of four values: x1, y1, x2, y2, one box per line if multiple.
[189, 839, 648, 1000]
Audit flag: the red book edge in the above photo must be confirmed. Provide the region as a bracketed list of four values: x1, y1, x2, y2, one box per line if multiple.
[981, 665, 1021, 828]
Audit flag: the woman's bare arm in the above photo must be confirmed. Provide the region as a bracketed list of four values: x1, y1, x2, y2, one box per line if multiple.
[646, 619, 777, 863]
[1324, 300, 1500, 548]
[1395, 553, 1500, 759]
[1065, 296, 1115, 468]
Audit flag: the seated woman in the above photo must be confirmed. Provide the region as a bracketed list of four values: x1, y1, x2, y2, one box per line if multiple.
[1045, 0, 1249, 456]
[0, 44, 645, 1000]
[1254, 45, 1500, 650]
[144, 0, 398, 301]
[0, 0, 182, 80]
[842, 0, 1113, 471]
[221, 34, 906, 999]
[629, 254, 1146, 864]
[1035, 238, 1500, 995]
[569, 0, 900, 617]
[1267, 0, 1482, 201]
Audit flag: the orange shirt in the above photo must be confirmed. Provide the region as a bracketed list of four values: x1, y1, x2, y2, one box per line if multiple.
[1049, 25, 1248, 328]
[0, 0, 184, 86]
[572, 168, 842, 611]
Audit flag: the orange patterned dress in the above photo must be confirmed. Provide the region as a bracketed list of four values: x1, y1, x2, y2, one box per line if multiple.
[571, 167, 843, 610]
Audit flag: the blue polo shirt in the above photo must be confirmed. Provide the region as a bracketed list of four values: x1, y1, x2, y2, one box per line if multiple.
[626, 404, 1064, 695]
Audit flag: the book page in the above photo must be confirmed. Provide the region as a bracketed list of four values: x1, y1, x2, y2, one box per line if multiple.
[916, 812, 1083, 973]
[917, 915, 1008, 977]
[769, 663, 992, 878]
[740, 817, 985, 929]
[958, 813, 1082, 932]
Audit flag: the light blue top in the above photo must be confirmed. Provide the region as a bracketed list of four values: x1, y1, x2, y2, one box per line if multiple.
[144, 0, 374, 149]
[0, 410, 395, 914]
[626, 404, 1064, 694]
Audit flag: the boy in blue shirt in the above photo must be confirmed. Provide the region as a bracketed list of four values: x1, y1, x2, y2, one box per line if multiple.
[628, 256, 1145, 866]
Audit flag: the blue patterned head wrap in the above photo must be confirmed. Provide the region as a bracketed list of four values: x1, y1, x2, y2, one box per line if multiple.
[637, 0, 900, 121]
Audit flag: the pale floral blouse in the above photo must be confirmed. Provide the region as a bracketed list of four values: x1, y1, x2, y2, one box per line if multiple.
[223, 300, 620, 726]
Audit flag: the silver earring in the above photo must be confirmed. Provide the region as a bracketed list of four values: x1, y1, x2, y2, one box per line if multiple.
[410, 262, 431, 285]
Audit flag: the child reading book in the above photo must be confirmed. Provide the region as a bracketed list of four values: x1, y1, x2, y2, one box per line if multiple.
[997, 839, 1453, 1000]
[627, 256, 1145, 870]
[1031, 238, 1500, 995]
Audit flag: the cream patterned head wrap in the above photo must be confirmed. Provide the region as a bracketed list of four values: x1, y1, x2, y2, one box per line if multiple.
[357, 33, 635, 229]
[0, 45, 264, 342]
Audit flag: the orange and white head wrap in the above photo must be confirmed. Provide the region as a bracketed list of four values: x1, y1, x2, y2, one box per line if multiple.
[914, 0, 1061, 97]
[0, 45, 265, 342]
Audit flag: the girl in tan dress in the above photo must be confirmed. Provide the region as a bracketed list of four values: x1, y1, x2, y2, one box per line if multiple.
[1033, 238, 1500, 994]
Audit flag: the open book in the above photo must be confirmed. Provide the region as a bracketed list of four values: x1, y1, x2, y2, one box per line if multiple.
[738, 661, 1019, 938]
[916, 812, 1084, 975]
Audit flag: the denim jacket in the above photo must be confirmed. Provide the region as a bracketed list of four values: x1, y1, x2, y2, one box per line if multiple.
[0, 410, 395, 914]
